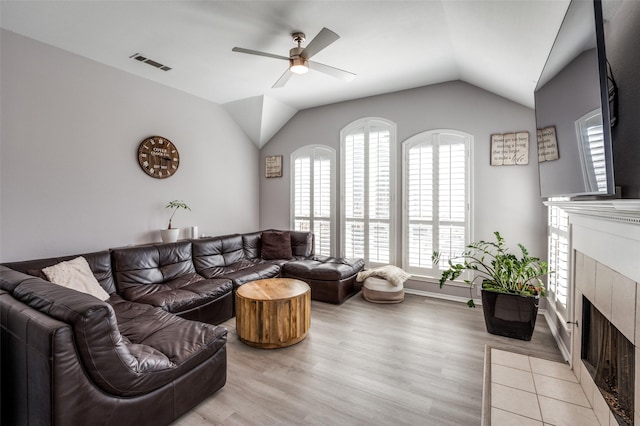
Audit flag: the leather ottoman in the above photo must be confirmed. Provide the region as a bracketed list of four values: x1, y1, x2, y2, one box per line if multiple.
[281, 256, 365, 304]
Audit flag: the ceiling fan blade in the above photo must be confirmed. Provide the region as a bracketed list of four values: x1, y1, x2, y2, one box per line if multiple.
[272, 68, 293, 88]
[232, 47, 289, 61]
[309, 61, 356, 82]
[300, 27, 340, 59]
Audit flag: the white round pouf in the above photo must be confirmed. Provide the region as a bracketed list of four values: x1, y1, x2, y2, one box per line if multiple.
[362, 276, 404, 304]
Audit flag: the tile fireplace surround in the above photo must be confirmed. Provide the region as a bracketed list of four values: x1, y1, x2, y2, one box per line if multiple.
[548, 200, 640, 425]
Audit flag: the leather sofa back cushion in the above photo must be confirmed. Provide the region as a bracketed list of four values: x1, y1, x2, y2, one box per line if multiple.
[2, 250, 116, 294]
[192, 234, 245, 271]
[242, 231, 262, 259]
[112, 241, 195, 291]
[290, 231, 314, 257]
[261, 231, 293, 260]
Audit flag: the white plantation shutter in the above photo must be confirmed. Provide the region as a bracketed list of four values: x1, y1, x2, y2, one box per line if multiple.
[403, 130, 471, 277]
[341, 119, 396, 266]
[291, 146, 335, 256]
[548, 197, 569, 318]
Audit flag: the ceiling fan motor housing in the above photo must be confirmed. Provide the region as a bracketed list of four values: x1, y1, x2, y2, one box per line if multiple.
[289, 46, 308, 74]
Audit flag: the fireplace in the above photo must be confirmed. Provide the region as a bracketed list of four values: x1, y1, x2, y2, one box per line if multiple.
[582, 296, 635, 425]
[546, 199, 640, 425]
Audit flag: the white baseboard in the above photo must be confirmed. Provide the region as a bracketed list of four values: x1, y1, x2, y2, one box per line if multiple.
[543, 309, 571, 362]
[405, 288, 482, 306]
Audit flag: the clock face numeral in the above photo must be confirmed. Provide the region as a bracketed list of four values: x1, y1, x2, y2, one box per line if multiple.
[137, 136, 179, 179]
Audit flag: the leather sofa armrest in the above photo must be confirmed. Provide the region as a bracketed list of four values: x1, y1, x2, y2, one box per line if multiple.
[1, 291, 72, 425]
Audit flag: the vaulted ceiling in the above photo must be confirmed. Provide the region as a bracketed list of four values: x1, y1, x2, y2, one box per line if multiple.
[0, 0, 570, 147]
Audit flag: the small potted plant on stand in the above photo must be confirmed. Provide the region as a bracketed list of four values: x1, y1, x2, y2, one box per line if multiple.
[161, 200, 191, 243]
[432, 231, 550, 341]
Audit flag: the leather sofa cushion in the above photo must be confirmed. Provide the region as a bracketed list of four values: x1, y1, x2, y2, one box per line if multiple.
[207, 262, 280, 288]
[191, 234, 246, 272]
[1, 265, 43, 292]
[242, 230, 314, 260]
[12, 280, 227, 397]
[221, 263, 281, 287]
[281, 256, 366, 280]
[197, 259, 255, 278]
[112, 241, 195, 292]
[242, 231, 262, 260]
[122, 272, 232, 313]
[2, 250, 116, 294]
[290, 231, 314, 258]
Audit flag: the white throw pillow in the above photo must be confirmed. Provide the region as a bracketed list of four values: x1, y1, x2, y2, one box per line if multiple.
[42, 256, 110, 301]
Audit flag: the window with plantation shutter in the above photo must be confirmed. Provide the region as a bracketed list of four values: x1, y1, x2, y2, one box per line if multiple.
[402, 130, 471, 277]
[341, 118, 396, 267]
[291, 145, 335, 256]
[547, 197, 569, 319]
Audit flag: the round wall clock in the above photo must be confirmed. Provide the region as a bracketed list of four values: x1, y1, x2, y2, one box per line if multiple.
[137, 136, 180, 179]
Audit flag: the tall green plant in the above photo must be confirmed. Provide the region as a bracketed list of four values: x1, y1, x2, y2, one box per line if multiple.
[432, 231, 550, 307]
[166, 200, 191, 229]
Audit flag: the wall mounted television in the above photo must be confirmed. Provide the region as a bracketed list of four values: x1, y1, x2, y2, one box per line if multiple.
[534, 0, 616, 198]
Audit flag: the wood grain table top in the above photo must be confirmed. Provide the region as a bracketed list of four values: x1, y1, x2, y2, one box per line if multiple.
[236, 278, 310, 301]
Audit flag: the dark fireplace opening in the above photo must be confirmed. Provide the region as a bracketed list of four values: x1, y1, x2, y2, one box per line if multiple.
[582, 296, 635, 426]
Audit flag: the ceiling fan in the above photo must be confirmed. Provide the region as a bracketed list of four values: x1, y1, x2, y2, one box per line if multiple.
[232, 27, 356, 88]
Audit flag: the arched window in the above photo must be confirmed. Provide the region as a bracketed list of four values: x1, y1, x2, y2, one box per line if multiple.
[341, 118, 396, 267]
[290, 145, 335, 256]
[402, 129, 472, 277]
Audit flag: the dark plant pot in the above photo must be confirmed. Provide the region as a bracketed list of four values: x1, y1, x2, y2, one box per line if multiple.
[481, 289, 539, 341]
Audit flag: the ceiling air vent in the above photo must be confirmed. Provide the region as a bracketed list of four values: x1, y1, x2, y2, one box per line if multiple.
[129, 53, 172, 71]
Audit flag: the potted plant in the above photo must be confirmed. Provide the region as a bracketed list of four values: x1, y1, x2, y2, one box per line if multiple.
[160, 200, 191, 243]
[432, 231, 550, 341]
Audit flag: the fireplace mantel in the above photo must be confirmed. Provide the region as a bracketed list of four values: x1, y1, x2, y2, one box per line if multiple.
[544, 199, 640, 224]
[545, 200, 640, 285]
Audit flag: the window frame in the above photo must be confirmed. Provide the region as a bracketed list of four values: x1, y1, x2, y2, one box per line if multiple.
[401, 129, 473, 279]
[290, 144, 336, 256]
[339, 117, 397, 267]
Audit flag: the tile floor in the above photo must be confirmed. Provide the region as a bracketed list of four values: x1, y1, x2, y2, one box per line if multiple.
[489, 348, 602, 426]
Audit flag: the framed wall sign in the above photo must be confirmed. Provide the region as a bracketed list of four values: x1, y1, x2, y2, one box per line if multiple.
[490, 131, 529, 166]
[265, 155, 283, 178]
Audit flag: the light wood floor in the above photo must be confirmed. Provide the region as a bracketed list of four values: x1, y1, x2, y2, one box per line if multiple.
[173, 293, 564, 425]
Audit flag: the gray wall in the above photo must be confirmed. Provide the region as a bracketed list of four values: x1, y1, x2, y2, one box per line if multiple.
[259, 81, 547, 297]
[0, 30, 259, 262]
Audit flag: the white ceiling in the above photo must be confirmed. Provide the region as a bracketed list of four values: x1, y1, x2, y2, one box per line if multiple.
[0, 0, 570, 147]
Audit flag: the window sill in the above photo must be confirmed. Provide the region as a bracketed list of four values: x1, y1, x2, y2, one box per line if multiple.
[407, 274, 474, 289]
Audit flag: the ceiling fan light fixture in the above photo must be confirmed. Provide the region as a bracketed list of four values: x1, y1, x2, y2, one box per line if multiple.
[289, 56, 309, 74]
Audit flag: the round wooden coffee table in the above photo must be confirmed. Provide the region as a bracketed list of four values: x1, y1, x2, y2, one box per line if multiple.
[235, 278, 311, 349]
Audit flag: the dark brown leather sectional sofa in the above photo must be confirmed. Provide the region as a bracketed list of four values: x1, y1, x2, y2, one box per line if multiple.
[0, 230, 364, 425]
